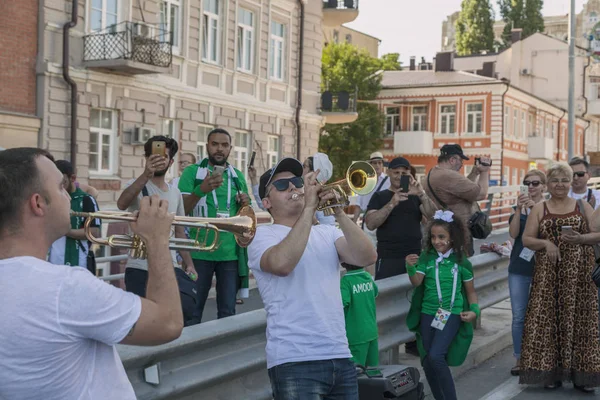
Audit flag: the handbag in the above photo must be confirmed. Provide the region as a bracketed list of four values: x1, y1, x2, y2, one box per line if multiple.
[577, 199, 600, 288]
[427, 171, 492, 239]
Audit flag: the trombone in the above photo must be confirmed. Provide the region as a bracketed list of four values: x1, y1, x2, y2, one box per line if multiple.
[71, 206, 257, 260]
[317, 161, 377, 216]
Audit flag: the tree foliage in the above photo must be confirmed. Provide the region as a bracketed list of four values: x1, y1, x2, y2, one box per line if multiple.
[498, 0, 544, 48]
[455, 0, 496, 56]
[319, 43, 400, 181]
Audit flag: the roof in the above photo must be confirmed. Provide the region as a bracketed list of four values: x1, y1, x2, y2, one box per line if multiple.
[340, 25, 382, 43]
[381, 70, 498, 88]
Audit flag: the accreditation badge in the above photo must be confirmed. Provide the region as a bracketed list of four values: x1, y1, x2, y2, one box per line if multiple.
[431, 308, 452, 331]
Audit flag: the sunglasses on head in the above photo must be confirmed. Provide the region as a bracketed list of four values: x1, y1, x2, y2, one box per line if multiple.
[573, 171, 587, 178]
[522, 181, 542, 187]
[266, 176, 304, 196]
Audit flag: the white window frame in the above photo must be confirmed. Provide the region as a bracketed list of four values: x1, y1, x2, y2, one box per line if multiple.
[233, 131, 251, 171]
[439, 104, 456, 135]
[160, 119, 176, 138]
[512, 168, 518, 185]
[412, 106, 428, 131]
[269, 21, 285, 81]
[385, 107, 400, 136]
[466, 103, 483, 134]
[160, 0, 182, 54]
[89, 109, 117, 175]
[202, 0, 220, 64]
[197, 124, 212, 161]
[504, 166, 510, 185]
[90, 0, 119, 32]
[528, 114, 533, 137]
[521, 110, 527, 138]
[513, 109, 519, 138]
[267, 135, 280, 169]
[237, 8, 255, 73]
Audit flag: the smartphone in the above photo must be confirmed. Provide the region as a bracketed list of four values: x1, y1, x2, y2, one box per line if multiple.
[562, 226, 573, 234]
[520, 185, 529, 196]
[365, 369, 383, 378]
[400, 175, 410, 193]
[212, 165, 226, 177]
[152, 141, 166, 157]
[248, 151, 256, 169]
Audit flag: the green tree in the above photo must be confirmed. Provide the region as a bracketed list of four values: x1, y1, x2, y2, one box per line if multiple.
[319, 43, 396, 181]
[455, 0, 496, 56]
[498, 0, 544, 47]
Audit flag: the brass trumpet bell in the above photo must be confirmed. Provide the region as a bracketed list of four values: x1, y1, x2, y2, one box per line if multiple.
[71, 206, 257, 260]
[318, 161, 377, 216]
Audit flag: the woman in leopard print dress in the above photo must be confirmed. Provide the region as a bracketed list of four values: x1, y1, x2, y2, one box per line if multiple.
[520, 163, 600, 392]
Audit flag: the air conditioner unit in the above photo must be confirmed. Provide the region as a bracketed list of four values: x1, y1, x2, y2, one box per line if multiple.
[132, 126, 155, 145]
[134, 23, 154, 39]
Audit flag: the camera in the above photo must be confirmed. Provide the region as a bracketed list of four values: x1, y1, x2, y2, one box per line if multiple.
[475, 157, 492, 167]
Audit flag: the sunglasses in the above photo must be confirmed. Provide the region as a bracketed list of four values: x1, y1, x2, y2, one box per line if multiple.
[573, 171, 587, 178]
[522, 181, 542, 187]
[265, 176, 304, 197]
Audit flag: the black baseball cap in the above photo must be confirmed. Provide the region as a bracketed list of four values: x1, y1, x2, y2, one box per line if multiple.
[258, 157, 304, 199]
[388, 157, 411, 169]
[440, 144, 469, 160]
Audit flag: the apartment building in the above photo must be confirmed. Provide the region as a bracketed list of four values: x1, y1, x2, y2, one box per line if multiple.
[322, 25, 380, 58]
[376, 54, 587, 186]
[22, 0, 363, 208]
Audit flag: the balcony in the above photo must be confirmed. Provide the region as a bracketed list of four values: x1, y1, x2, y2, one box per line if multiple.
[320, 90, 358, 124]
[323, 0, 359, 27]
[394, 131, 434, 155]
[83, 22, 172, 74]
[528, 135, 554, 160]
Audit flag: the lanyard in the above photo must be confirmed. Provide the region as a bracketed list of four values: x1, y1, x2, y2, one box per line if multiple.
[211, 167, 232, 212]
[435, 252, 458, 310]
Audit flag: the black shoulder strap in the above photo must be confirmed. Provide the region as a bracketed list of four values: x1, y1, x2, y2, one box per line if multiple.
[427, 170, 448, 210]
[142, 185, 149, 197]
[375, 176, 389, 192]
[588, 188, 593, 203]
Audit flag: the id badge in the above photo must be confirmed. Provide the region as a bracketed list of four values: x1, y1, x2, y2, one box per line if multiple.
[216, 212, 230, 219]
[519, 247, 535, 262]
[431, 308, 451, 331]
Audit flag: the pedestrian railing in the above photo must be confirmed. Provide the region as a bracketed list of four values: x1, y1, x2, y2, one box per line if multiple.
[117, 252, 509, 400]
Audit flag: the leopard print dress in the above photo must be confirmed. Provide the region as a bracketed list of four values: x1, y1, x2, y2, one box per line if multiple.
[519, 202, 600, 386]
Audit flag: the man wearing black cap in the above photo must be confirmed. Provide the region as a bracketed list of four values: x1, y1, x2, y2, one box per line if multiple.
[424, 144, 491, 256]
[248, 158, 377, 399]
[364, 156, 437, 281]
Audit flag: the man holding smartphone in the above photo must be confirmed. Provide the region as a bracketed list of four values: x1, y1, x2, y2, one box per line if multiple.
[179, 128, 251, 322]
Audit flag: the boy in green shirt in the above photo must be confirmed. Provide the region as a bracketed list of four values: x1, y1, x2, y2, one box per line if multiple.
[340, 262, 379, 367]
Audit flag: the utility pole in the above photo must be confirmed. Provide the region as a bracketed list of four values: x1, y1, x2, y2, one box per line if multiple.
[568, 0, 576, 161]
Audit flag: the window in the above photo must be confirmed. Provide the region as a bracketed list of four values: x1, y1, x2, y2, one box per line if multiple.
[562, 126, 567, 149]
[160, 119, 176, 138]
[159, 0, 181, 51]
[89, 109, 116, 174]
[504, 107, 509, 135]
[552, 123, 557, 139]
[545, 119, 550, 138]
[237, 8, 254, 73]
[504, 166, 510, 185]
[512, 168, 518, 185]
[345, 34, 352, 43]
[412, 106, 428, 131]
[520, 169, 525, 185]
[267, 136, 280, 168]
[464, 165, 473, 178]
[197, 125, 212, 161]
[466, 103, 483, 134]
[269, 21, 285, 80]
[521, 111, 527, 138]
[333, 30, 339, 43]
[513, 109, 519, 138]
[385, 107, 400, 135]
[202, 0, 220, 63]
[439, 105, 456, 134]
[233, 131, 251, 170]
[90, 0, 118, 32]
[528, 114, 533, 136]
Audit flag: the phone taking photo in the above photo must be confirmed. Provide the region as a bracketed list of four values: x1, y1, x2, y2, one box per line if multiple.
[248, 151, 256, 169]
[152, 141, 166, 157]
[212, 165, 226, 177]
[520, 185, 529, 196]
[400, 175, 410, 193]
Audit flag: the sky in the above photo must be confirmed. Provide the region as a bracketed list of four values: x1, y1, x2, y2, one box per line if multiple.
[345, 0, 587, 65]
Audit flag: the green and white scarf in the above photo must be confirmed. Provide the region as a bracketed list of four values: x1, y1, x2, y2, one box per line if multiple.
[64, 188, 88, 266]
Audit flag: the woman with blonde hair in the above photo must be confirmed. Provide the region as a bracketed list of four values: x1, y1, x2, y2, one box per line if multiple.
[507, 169, 546, 376]
[520, 163, 600, 391]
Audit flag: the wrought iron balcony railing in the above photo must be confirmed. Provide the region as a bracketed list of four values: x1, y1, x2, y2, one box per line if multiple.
[320, 90, 357, 113]
[83, 22, 172, 69]
[323, 0, 359, 10]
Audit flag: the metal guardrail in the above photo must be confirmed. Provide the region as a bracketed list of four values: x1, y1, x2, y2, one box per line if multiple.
[323, 0, 359, 10]
[118, 252, 509, 400]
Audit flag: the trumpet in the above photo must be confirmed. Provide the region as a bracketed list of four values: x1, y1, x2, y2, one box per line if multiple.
[71, 206, 256, 259]
[318, 161, 377, 215]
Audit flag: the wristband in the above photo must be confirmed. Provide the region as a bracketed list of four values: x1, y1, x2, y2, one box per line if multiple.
[470, 303, 481, 318]
[407, 264, 417, 277]
[193, 184, 207, 198]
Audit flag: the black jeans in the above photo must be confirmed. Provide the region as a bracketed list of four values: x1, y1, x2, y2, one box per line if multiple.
[193, 259, 238, 322]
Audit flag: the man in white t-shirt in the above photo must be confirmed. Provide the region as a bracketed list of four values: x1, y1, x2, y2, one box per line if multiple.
[248, 158, 377, 399]
[568, 157, 600, 210]
[0, 148, 184, 400]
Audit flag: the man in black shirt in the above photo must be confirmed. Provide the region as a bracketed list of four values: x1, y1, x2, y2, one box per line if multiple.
[364, 157, 436, 280]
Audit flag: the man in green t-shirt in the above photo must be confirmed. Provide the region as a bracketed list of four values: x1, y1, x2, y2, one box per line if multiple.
[178, 128, 251, 322]
[341, 263, 379, 367]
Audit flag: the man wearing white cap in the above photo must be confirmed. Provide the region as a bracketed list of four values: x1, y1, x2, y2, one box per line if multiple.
[352, 152, 391, 246]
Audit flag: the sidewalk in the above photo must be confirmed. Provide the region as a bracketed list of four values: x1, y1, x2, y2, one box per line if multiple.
[397, 299, 513, 398]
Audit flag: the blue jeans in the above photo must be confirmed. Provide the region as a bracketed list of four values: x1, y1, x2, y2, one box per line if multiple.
[192, 259, 238, 322]
[268, 359, 359, 400]
[508, 273, 533, 359]
[420, 313, 461, 400]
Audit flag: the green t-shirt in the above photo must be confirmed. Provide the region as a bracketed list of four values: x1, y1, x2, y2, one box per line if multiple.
[341, 269, 379, 345]
[178, 163, 250, 261]
[416, 255, 473, 315]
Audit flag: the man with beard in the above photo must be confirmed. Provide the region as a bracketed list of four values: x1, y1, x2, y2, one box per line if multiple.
[117, 136, 196, 298]
[179, 128, 251, 322]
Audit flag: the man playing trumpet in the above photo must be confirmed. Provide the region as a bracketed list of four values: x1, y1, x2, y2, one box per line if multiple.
[248, 158, 377, 399]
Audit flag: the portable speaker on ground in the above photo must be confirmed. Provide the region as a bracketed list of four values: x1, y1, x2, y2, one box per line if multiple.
[357, 364, 424, 400]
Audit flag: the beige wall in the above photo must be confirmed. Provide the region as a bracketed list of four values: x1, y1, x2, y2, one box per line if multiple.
[322, 25, 380, 58]
[0, 113, 40, 149]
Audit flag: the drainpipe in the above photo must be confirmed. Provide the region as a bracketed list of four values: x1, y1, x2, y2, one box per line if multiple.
[557, 110, 566, 161]
[63, 0, 78, 166]
[582, 54, 591, 159]
[500, 81, 510, 187]
[294, 0, 305, 160]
